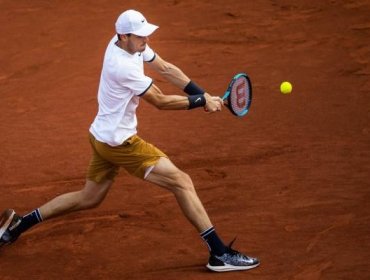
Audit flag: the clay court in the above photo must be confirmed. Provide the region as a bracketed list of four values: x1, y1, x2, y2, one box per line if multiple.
[1, 1, 369, 279]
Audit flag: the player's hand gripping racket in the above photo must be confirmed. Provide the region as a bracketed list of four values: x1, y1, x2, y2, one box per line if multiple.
[222, 73, 252, 117]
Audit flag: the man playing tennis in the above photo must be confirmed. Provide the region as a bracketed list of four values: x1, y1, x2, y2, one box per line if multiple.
[0, 10, 259, 272]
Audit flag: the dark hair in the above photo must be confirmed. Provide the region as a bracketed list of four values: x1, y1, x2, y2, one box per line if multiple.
[117, 33, 131, 41]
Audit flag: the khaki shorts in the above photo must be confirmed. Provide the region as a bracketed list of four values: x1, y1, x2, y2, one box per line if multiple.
[87, 133, 167, 183]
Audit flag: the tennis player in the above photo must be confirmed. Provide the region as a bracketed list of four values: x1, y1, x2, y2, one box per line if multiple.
[0, 10, 259, 272]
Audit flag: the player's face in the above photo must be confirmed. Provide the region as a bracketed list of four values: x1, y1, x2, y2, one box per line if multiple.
[126, 34, 149, 53]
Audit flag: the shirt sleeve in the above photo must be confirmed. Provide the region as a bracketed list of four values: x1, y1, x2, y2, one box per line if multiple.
[143, 45, 156, 62]
[121, 66, 153, 96]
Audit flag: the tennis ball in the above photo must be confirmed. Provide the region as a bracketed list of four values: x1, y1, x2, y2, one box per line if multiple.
[280, 81, 292, 94]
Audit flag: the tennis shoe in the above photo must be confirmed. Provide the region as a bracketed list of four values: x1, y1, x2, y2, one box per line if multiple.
[0, 209, 22, 247]
[206, 239, 259, 272]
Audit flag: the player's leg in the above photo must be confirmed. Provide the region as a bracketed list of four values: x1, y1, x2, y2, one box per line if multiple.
[145, 157, 212, 232]
[0, 179, 113, 247]
[1, 134, 119, 247]
[39, 179, 113, 219]
[145, 157, 229, 257]
[145, 157, 259, 272]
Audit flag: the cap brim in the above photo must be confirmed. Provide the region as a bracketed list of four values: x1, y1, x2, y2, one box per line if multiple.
[132, 23, 158, 37]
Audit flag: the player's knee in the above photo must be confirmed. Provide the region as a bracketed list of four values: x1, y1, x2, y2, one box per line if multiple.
[84, 198, 103, 209]
[79, 190, 104, 209]
[172, 171, 194, 193]
[78, 180, 111, 210]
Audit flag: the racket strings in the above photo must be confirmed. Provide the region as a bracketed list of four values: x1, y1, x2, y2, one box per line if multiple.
[229, 77, 251, 115]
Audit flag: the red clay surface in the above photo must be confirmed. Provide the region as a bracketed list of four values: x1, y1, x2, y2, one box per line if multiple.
[1, 1, 369, 279]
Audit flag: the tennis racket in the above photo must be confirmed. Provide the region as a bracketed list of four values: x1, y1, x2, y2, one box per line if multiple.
[222, 73, 252, 117]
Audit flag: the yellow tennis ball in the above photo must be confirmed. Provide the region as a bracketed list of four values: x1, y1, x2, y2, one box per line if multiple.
[280, 81, 292, 94]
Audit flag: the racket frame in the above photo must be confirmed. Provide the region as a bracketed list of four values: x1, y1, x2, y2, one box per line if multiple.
[222, 73, 252, 117]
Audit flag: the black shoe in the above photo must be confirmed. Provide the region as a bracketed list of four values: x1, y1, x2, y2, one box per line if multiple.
[0, 209, 22, 247]
[206, 239, 260, 272]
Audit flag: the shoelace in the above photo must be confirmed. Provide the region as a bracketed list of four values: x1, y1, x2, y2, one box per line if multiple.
[227, 237, 240, 255]
[226, 237, 252, 260]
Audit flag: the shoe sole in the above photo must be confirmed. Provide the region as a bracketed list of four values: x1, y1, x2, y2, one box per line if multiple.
[206, 262, 260, 272]
[0, 209, 15, 238]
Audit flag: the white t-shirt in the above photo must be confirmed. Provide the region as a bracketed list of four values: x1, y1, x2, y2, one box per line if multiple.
[89, 36, 155, 146]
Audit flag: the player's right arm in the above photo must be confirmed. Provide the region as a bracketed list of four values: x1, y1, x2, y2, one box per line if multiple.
[146, 53, 190, 89]
[145, 54, 223, 112]
[142, 83, 222, 112]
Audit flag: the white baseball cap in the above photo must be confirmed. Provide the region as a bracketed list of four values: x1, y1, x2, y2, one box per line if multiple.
[115, 10, 158, 37]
